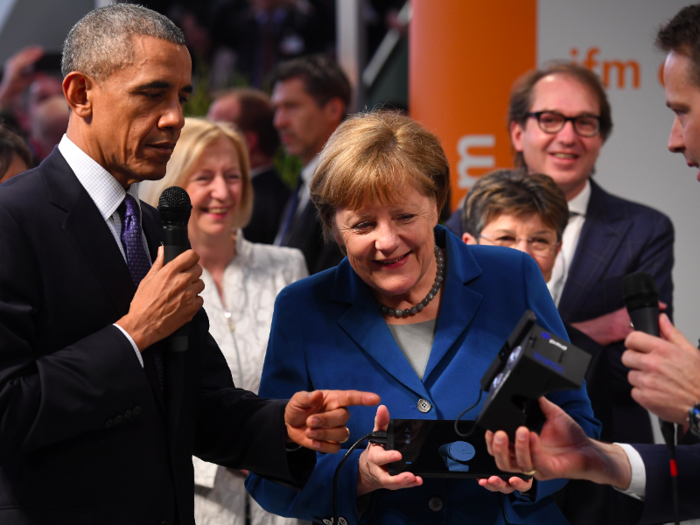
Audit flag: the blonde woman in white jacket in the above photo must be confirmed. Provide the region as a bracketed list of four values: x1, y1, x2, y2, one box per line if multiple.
[141, 118, 309, 525]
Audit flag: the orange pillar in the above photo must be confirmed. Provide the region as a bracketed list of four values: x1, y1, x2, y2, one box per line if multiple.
[410, 0, 537, 211]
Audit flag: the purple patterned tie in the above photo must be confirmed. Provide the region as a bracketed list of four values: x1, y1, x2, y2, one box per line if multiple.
[119, 194, 150, 286]
[119, 194, 163, 389]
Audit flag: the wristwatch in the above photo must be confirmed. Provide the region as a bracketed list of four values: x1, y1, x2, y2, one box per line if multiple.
[688, 403, 700, 437]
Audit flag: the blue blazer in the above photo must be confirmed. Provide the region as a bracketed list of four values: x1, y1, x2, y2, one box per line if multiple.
[247, 226, 600, 525]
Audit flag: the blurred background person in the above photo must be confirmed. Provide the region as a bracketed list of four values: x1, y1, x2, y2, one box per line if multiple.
[140, 118, 308, 525]
[208, 88, 291, 245]
[271, 54, 349, 274]
[0, 124, 32, 183]
[0, 46, 63, 137]
[28, 94, 69, 163]
[247, 111, 599, 525]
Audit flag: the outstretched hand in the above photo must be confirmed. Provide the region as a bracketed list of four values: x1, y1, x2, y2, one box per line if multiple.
[285, 390, 380, 454]
[485, 397, 632, 489]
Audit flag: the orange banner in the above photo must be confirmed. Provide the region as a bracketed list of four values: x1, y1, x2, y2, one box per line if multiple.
[409, 0, 537, 211]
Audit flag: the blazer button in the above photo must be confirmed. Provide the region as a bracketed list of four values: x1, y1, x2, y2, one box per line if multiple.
[105, 419, 114, 428]
[114, 415, 123, 425]
[339, 518, 348, 525]
[428, 496, 443, 512]
[124, 409, 133, 419]
[133, 406, 142, 416]
[417, 398, 432, 413]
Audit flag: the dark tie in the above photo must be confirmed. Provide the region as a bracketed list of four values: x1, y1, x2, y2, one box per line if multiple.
[276, 176, 303, 246]
[119, 194, 163, 388]
[119, 194, 150, 286]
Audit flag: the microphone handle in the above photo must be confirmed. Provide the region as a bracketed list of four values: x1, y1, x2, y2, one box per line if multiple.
[163, 225, 190, 352]
[629, 305, 660, 337]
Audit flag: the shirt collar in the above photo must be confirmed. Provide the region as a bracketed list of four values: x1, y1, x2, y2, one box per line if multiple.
[300, 155, 320, 187]
[568, 178, 591, 216]
[58, 134, 142, 220]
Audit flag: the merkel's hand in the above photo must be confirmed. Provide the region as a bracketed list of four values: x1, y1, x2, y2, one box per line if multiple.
[116, 246, 204, 350]
[285, 390, 380, 454]
[357, 405, 423, 496]
[623, 313, 700, 425]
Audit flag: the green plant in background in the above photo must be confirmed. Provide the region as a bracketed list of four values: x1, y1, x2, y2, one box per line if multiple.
[184, 62, 213, 117]
[274, 149, 302, 189]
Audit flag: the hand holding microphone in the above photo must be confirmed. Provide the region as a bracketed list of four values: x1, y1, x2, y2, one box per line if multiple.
[116, 187, 203, 351]
[622, 273, 700, 425]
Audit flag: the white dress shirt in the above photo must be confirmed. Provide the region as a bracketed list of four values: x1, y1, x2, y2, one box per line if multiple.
[294, 154, 319, 218]
[547, 180, 591, 305]
[58, 134, 148, 366]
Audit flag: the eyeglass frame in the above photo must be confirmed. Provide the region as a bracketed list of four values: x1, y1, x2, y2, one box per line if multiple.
[526, 110, 602, 138]
[477, 232, 561, 255]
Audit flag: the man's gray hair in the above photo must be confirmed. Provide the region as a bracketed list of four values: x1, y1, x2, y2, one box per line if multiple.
[62, 4, 185, 81]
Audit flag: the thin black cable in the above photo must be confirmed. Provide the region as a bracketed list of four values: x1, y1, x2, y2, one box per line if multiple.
[454, 389, 483, 437]
[660, 420, 680, 525]
[328, 432, 376, 525]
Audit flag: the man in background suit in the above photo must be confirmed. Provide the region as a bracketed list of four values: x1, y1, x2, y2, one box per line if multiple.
[0, 5, 378, 524]
[208, 88, 291, 245]
[271, 54, 349, 274]
[488, 5, 700, 523]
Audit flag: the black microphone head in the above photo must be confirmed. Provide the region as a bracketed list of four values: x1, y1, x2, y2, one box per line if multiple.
[158, 186, 192, 226]
[623, 272, 658, 311]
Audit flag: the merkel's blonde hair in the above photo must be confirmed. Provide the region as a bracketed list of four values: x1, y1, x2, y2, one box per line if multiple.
[310, 111, 450, 240]
[141, 117, 253, 229]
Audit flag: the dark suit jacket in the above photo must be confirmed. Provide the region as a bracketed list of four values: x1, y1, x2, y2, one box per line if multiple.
[242, 165, 291, 245]
[559, 179, 674, 443]
[279, 181, 343, 274]
[553, 179, 674, 525]
[0, 150, 314, 525]
[629, 443, 700, 524]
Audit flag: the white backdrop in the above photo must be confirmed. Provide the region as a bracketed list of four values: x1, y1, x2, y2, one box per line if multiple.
[539, 0, 700, 340]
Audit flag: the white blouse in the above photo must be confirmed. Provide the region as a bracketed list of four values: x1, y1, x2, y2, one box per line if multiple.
[193, 230, 309, 525]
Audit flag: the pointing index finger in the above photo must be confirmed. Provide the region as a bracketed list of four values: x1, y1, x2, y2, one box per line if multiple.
[328, 390, 381, 409]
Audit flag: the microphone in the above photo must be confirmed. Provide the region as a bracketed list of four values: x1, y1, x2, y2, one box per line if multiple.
[623, 272, 679, 525]
[158, 186, 192, 352]
[622, 272, 660, 337]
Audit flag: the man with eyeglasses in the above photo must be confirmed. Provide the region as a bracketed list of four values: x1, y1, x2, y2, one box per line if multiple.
[443, 62, 676, 524]
[509, 63, 675, 524]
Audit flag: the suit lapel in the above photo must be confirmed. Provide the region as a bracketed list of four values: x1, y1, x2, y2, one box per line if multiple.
[423, 228, 483, 381]
[44, 151, 168, 412]
[335, 264, 430, 398]
[43, 150, 136, 316]
[559, 180, 632, 321]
